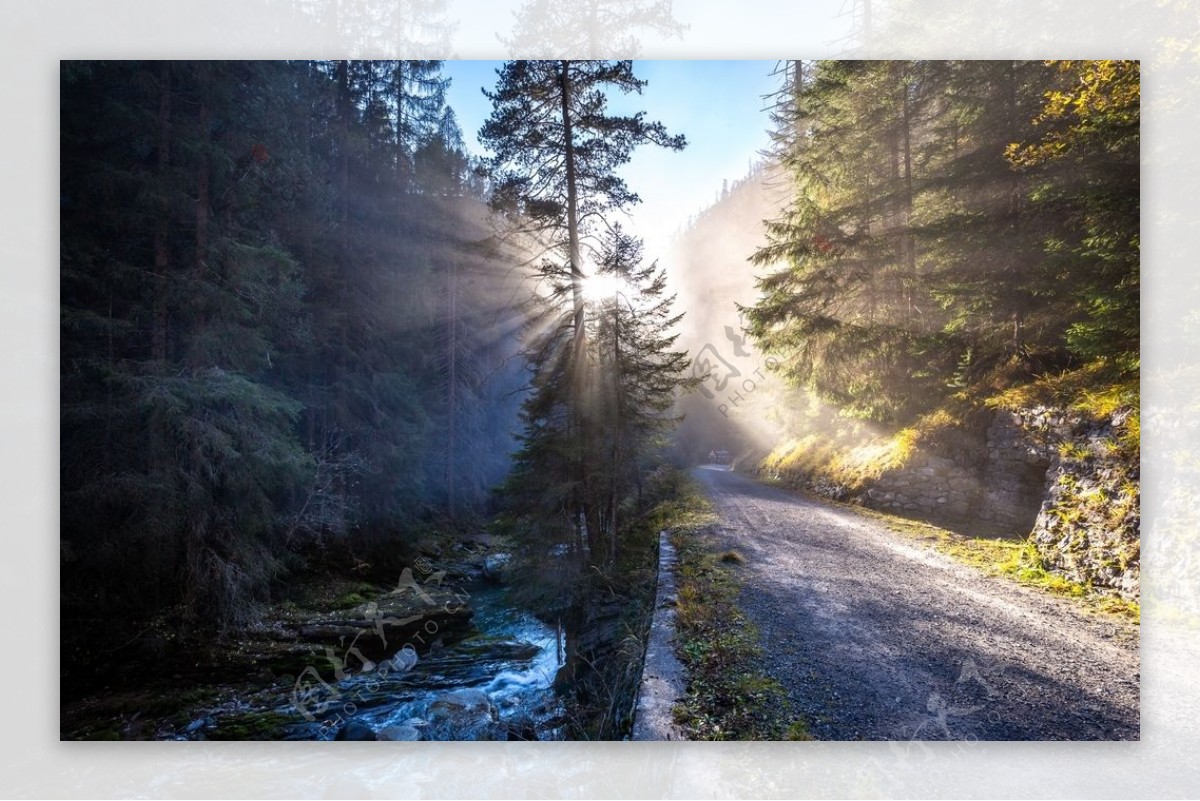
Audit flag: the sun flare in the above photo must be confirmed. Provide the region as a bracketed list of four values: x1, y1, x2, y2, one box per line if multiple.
[581, 271, 627, 302]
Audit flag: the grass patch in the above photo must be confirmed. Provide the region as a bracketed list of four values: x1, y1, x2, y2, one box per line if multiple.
[988, 364, 1139, 459]
[719, 550, 746, 565]
[668, 500, 811, 740]
[850, 505, 1140, 623]
[646, 477, 719, 533]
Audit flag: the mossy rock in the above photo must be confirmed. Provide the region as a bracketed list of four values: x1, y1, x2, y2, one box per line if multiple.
[208, 710, 294, 741]
[74, 725, 123, 741]
[331, 592, 369, 610]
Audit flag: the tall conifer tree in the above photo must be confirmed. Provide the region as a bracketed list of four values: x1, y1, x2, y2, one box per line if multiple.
[480, 60, 684, 566]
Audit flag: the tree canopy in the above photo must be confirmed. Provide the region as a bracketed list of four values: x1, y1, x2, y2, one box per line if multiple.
[748, 60, 1140, 425]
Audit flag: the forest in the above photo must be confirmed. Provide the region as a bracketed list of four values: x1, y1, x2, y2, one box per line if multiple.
[61, 61, 528, 633]
[60, 59, 1139, 742]
[750, 60, 1138, 426]
[61, 59, 696, 740]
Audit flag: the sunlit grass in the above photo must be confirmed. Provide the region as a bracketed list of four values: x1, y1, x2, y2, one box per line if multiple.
[719, 549, 746, 564]
[767, 365, 1139, 494]
[986, 363, 1139, 458]
[646, 480, 718, 533]
[765, 425, 920, 490]
[849, 505, 1140, 623]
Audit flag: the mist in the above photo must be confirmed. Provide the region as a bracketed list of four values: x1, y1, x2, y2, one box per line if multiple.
[664, 160, 883, 468]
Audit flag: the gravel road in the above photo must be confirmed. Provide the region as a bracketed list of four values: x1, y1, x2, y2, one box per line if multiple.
[691, 465, 1140, 741]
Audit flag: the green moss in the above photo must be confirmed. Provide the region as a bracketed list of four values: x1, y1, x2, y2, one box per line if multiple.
[322, 579, 387, 610]
[849, 504, 1140, 622]
[208, 710, 293, 741]
[331, 591, 368, 610]
[785, 720, 813, 740]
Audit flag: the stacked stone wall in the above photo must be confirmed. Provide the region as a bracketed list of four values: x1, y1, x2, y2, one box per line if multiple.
[763, 406, 1139, 599]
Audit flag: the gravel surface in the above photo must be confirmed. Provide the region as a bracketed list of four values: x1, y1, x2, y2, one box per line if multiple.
[692, 465, 1140, 741]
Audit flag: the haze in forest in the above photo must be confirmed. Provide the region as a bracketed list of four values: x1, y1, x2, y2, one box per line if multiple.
[59, 59, 1140, 744]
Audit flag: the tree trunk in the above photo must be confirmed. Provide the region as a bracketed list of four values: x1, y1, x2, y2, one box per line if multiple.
[609, 296, 620, 566]
[1002, 61, 1024, 353]
[151, 61, 171, 362]
[395, 59, 408, 187]
[560, 60, 586, 393]
[559, 60, 593, 560]
[192, 67, 211, 368]
[335, 59, 353, 530]
[446, 257, 458, 519]
[337, 60, 351, 255]
[901, 67, 916, 327]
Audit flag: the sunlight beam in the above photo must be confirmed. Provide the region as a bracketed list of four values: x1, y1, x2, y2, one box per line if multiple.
[581, 271, 630, 303]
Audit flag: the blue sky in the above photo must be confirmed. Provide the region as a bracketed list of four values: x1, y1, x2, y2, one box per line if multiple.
[443, 60, 780, 262]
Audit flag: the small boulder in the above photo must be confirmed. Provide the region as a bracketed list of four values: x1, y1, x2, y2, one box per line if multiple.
[184, 716, 214, 735]
[384, 647, 419, 674]
[426, 688, 500, 740]
[377, 725, 421, 741]
[482, 553, 511, 583]
[428, 688, 497, 719]
[333, 721, 377, 741]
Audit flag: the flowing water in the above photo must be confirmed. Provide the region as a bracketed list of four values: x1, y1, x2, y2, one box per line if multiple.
[277, 584, 566, 741]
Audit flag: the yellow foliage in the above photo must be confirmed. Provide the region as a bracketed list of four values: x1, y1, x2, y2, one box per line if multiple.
[762, 423, 923, 490]
[987, 366, 1139, 459]
[1007, 60, 1140, 168]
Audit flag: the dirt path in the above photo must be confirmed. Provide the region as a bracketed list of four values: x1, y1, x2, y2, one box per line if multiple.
[691, 466, 1140, 741]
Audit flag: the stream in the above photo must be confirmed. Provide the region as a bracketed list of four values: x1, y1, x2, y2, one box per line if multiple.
[177, 584, 568, 741]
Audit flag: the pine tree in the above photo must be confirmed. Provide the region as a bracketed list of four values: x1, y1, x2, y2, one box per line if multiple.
[480, 60, 685, 567]
[61, 60, 529, 641]
[750, 60, 940, 422]
[747, 60, 1132, 425]
[590, 226, 696, 563]
[1006, 60, 1140, 373]
[61, 61, 315, 629]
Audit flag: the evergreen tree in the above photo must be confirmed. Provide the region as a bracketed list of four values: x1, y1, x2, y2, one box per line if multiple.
[748, 60, 1138, 425]
[61, 62, 315, 628]
[61, 60, 527, 641]
[590, 227, 696, 563]
[750, 60, 941, 422]
[1006, 60, 1140, 373]
[480, 60, 685, 567]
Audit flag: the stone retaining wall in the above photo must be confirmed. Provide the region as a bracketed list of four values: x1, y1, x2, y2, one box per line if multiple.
[863, 412, 1051, 532]
[631, 531, 687, 741]
[867, 453, 983, 520]
[765, 406, 1140, 600]
[1026, 408, 1140, 599]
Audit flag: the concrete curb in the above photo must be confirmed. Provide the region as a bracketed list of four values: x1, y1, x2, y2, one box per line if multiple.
[631, 530, 688, 741]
